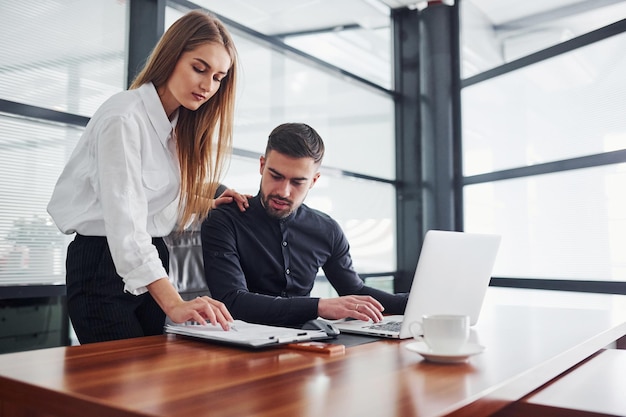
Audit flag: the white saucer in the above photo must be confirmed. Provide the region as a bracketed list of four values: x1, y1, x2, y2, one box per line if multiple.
[405, 341, 485, 364]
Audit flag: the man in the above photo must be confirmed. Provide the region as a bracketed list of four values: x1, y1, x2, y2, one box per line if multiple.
[201, 123, 408, 327]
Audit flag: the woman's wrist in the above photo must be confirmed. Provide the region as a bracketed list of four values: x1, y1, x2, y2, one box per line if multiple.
[147, 277, 184, 315]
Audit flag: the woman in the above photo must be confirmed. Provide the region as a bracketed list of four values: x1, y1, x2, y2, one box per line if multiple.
[47, 10, 247, 344]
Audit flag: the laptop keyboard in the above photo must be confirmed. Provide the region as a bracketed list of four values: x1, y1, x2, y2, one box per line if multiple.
[366, 321, 402, 332]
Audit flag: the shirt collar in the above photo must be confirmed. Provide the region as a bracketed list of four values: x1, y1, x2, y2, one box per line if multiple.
[137, 82, 177, 147]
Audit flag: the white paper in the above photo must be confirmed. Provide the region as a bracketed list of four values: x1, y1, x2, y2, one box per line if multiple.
[164, 320, 328, 347]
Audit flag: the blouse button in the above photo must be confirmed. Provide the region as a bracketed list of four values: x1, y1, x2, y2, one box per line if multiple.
[282, 241, 288, 247]
[285, 268, 291, 275]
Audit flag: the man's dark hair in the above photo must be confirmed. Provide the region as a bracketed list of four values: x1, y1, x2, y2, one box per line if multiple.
[266, 123, 325, 164]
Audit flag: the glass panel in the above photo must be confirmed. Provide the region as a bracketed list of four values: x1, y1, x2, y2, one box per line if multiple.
[221, 155, 397, 274]
[462, 31, 626, 176]
[0, 115, 82, 285]
[0, 0, 127, 116]
[364, 275, 395, 293]
[189, 0, 392, 88]
[311, 275, 395, 298]
[234, 34, 395, 179]
[166, 7, 396, 180]
[464, 165, 626, 281]
[461, 0, 626, 78]
[283, 27, 392, 89]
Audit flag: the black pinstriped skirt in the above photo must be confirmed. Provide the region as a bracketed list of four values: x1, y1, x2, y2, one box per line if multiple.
[65, 234, 168, 344]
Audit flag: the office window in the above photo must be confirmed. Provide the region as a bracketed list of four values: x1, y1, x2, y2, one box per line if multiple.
[232, 33, 396, 180]
[461, 2, 626, 286]
[464, 165, 626, 281]
[462, 31, 626, 176]
[461, 1, 626, 79]
[166, 5, 396, 180]
[189, 0, 393, 89]
[0, 1, 127, 116]
[0, 115, 82, 285]
[0, 0, 126, 286]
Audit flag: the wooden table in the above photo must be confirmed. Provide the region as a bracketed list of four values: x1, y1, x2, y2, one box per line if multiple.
[1, 287, 626, 417]
[496, 348, 626, 417]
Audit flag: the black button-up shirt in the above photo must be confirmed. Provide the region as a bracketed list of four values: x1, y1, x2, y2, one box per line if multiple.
[201, 194, 408, 327]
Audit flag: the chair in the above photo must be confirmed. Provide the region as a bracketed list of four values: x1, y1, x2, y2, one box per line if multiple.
[164, 184, 227, 301]
[164, 229, 209, 301]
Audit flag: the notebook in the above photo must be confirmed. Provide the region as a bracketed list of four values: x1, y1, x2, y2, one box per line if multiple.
[165, 320, 330, 348]
[333, 230, 501, 339]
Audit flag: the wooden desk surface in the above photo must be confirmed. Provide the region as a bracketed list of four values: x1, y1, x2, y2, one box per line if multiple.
[1, 287, 626, 417]
[521, 348, 626, 416]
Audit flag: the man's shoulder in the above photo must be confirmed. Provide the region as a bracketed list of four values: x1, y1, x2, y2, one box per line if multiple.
[201, 203, 241, 240]
[206, 201, 242, 221]
[204, 198, 262, 227]
[298, 204, 341, 229]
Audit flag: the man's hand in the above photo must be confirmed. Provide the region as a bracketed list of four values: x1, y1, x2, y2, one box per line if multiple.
[213, 188, 251, 212]
[318, 295, 385, 323]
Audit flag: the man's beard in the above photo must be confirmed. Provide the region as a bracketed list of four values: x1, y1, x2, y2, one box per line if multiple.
[260, 190, 294, 219]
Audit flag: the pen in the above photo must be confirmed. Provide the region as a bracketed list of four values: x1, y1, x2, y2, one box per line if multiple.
[268, 332, 307, 340]
[277, 333, 315, 344]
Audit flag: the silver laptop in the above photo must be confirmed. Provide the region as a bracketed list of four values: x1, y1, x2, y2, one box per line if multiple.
[333, 230, 501, 339]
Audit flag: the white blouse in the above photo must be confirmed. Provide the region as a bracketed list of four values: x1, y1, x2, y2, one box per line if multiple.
[48, 82, 180, 295]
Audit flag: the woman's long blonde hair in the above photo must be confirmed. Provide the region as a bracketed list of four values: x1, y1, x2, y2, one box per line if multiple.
[130, 10, 237, 230]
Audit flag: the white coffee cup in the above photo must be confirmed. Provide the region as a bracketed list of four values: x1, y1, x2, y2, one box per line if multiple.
[411, 314, 470, 354]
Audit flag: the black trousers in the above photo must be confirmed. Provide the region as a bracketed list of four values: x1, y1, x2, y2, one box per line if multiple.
[66, 234, 168, 344]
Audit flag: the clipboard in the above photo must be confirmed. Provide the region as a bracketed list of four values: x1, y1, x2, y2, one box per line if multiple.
[164, 320, 330, 348]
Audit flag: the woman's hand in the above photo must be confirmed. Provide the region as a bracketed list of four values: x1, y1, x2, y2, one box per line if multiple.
[213, 188, 251, 212]
[168, 296, 234, 331]
[148, 278, 235, 330]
